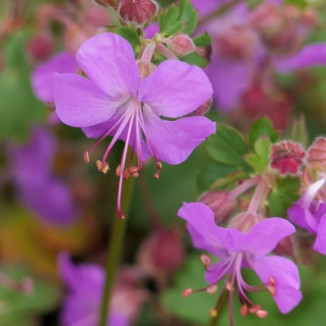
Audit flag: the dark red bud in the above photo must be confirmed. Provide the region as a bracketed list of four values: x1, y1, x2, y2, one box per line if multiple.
[138, 228, 184, 276]
[27, 34, 54, 61]
[270, 140, 306, 175]
[199, 191, 235, 224]
[273, 235, 297, 259]
[118, 0, 158, 26]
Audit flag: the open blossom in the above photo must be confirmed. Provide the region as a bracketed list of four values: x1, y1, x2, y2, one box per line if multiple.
[7, 127, 78, 225]
[58, 253, 147, 326]
[178, 202, 302, 324]
[53, 32, 215, 218]
[288, 178, 326, 255]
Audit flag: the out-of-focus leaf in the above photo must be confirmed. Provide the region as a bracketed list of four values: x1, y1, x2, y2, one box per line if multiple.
[206, 124, 251, 171]
[193, 33, 211, 47]
[0, 32, 46, 142]
[268, 176, 300, 217]
[178, 0, 198, 35]
[181, 52, 209, 67]
[114, 27, 140, 51]
[0, 264, 60, 326]
[292, 114, 309, 148]
[0, 206, 99, 279]
[197, 162, 237, 193]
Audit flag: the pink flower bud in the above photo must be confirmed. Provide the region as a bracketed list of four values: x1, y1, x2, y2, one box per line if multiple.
[273, 235, 296, 259]
[270, 141, 306, 175]
[199, 191, 235, 224]
[137, 228, 184, 276]
[169, 33, 195, 56]
[27, 34, 54, 61]
[307, 137, 326, 170]
[228, 212, 263, 233]
[118, 0, 158, 26]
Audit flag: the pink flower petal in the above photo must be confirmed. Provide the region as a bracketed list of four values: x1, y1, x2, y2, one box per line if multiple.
[251, 255, 302, 314]
[139, 60, 213, 118]
[54, 74, 121, 127]
[142, 110, 216, 164]
[31, 52, 78, 103]
[76, 33, 140, 98]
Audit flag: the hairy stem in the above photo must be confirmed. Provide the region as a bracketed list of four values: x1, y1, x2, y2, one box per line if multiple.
[98, 175, 135, 326]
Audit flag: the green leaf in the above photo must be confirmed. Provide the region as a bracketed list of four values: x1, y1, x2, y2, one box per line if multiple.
[0, 32, 46, 142]
[0, 264, 60, 326]
[248, 118, 279, 149]
[158, 5, 184, 35]
[197, 162, 238, 193]
[206, 124, 251, 171]
[181, 52, 209, 68]
[158, 0, 198, 35]
[268, 176, 300, 217]
[178, 0, 198, 35]
[245, 137, 271, 173]
[193, 32, 211, 47]
[116, 27, 140, 50]
[161, 255, 216, 324]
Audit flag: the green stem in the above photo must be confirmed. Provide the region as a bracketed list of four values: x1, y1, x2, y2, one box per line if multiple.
[98, 176, 135, 326]
[208, 290, 229, 326]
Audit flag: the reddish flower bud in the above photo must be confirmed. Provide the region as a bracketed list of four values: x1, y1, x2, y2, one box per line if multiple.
[169, 33, 195, 56]
[137, 228, 184, 276]
[215, 26, 257, 60]
[118, 0, 158, 26]
[84, 7, 110, 27]
[187, 98, 212, 117]
[27, 34, 54, 61]
[228, 212, 263, 233]
[273, 235, 296, 259]
[307, 137, 326, 170]
[199, 190, 235, 224]
[270, 141, 306, 175]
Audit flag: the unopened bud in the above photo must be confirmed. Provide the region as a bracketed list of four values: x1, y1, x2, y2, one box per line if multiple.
[199, 191, 235, 224]
[228, 212, 263, 233]
[307, 137, 326, 170]
[301, 8, 318, 25]
[183, 288, 193, 297]
[118, 0, 158, 26]
[273, 235, 296, 259]
[138, 61, 156, 79]
[270, 140, 306, 175]
[169, 33, 195, 56]
[27, 34, 54, 61]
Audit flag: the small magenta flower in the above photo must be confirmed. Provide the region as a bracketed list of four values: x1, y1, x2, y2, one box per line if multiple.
[8, 127, 78, 225]
[53, 32, 215, 218]
[288, 177, 326, 255]
[58, 253, 146, 326]
[178, 202, 302, 324]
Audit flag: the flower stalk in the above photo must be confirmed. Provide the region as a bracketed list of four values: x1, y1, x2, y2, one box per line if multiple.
[98, 168, 135, 326]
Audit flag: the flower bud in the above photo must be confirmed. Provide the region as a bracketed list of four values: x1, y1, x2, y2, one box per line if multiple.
[169, 33, 195, 56]
[273, 235, 296, 259]
[84, 7, 110, 27]
[199, 191, 235, 224]
[187, 99, 212, 117]
[138, 61, 156, 79]
[270, 140, 306, 175]
[215, 26, 257, 60]
[118, 0, 158, 26]
[137, 228, 184, 276]
[27, 34, 54, 61]
[307, 137, 326, 170]
[228, 212, 263, 233]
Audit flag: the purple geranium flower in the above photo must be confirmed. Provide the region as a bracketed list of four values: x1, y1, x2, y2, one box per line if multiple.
[53, 32, 215, 218]
[288, 178, 326, 255]
[59, 254, 129, 326]
[8, 127, 78, 225]
[178, 202, 302, 324]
